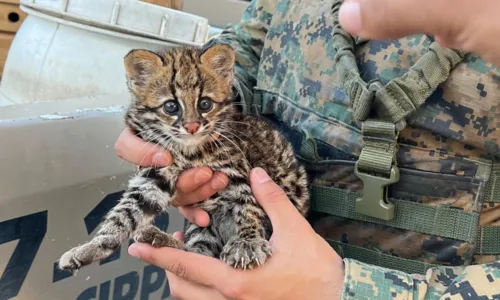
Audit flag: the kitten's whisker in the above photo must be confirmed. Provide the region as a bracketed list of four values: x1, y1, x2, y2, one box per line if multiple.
[132, 127, 156, 138]
[144, 135, 166, 178]
[216, 127, 246, 145]
[118, 128, 163, 168]
[136, 130, 169, 169]
[215, 124, 253, 143]
[220, 120, 251, 126]
[214, 133, 237, 168]
[216, 122, 257, 139]
[213, 131, 248, 166]
[138, 147, 157, 176]
[213, 125, 250, 152]
[211, 133, 235, 169]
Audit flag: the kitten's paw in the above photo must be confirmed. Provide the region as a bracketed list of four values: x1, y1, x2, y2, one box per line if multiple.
[58, 243, 103, 272]
[58, 240, 118, 272]
[220, 238, 272, 270]
[58, 247, 83, 272]
[133, 226, 183, 249]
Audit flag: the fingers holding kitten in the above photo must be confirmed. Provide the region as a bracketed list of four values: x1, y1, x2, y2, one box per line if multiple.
[174, 171, 229, 206]
[178, 206, 211, 227]
[175, 167, 214, 193]
[115, 129, 229, 228]
[174, 170, 229, 227]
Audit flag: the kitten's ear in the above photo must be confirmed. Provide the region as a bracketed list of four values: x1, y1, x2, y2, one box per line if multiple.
[200, 44, 235, 80]
[124, 50, 163, 92]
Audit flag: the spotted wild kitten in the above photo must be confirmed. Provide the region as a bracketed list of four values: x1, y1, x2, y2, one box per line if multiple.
[58, 44, 310, 271]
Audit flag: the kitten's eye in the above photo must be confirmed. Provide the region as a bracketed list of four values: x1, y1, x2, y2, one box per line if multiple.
[163, 100, 180, 114]
[198, 99, 213, 112]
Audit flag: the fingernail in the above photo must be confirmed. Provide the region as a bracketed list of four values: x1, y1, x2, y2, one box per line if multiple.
[152, 152, 169, 166]
[211, 176, 227, 190]
[252, 168, 271, 184]
[339, 2, 362, 33]
[128, 244, 141, 258]
[194, 170, 211, 184]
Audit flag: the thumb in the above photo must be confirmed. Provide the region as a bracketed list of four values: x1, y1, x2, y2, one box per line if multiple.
[338, 0, 476, 42]
[250, 168, 304, 232]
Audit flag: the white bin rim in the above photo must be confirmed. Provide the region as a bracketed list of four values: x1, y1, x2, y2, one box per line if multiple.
[20, 0, 210, 46]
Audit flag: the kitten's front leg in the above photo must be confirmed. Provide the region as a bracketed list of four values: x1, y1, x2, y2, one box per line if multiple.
[220, 199, 272, 270]
[58, 167, 180, 272]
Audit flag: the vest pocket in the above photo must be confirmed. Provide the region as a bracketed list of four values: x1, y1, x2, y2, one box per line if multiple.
[301, 141, 486, 272]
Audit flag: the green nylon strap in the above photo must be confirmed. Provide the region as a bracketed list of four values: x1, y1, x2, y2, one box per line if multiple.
[485, 164, 500, 203]
[358, 120, 398, 176]
[331, 0, 466, 124]
[328, 240, 436, 275]
[476, 226, 500, 255]
[311, 185, 479, 243]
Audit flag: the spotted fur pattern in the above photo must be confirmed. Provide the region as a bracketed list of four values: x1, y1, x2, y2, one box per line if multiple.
[58, 44, 309, 272]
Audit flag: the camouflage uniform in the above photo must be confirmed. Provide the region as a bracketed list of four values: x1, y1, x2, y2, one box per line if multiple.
[209, 0, 500, 298]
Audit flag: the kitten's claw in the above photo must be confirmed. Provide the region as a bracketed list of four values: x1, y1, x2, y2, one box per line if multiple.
[220, 237, 271, 270]
[255, 259, 261, 267]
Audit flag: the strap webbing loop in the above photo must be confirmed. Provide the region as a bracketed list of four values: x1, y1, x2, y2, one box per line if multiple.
[331, 0, 467, 124]
[357, 120, 398, 176]
[311, 185, 479, 243]
[375, 43, 466, 123]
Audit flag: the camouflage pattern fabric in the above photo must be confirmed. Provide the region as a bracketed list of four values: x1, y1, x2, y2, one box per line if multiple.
[343, 259, 500, 299]
[208, 0, 500, 298]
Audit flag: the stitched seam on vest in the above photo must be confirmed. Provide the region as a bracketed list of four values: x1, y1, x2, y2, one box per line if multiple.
[254, 87, 362, 133]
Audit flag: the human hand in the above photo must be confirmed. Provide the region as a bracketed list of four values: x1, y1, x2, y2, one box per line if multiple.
[127, 168, 345, 300]
[114, 128, 228, 227]
[339, 0, 500, 65]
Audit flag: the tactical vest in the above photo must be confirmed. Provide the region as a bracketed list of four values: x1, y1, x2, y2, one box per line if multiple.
[243, 0, 500, 274]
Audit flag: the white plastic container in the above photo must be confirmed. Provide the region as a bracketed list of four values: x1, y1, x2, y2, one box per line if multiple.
[0, 0, 212, 106]
[0, 93, 189, 300]
[183, 0, 250, 28]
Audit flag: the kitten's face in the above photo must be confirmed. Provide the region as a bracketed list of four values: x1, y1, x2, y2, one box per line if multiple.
[124, 45, 236, 149]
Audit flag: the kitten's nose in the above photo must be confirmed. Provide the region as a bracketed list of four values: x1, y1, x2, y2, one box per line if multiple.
[183, 122, 201, 134]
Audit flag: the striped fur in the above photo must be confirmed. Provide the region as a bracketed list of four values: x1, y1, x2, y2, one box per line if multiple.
[58, 45, 310, 271]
